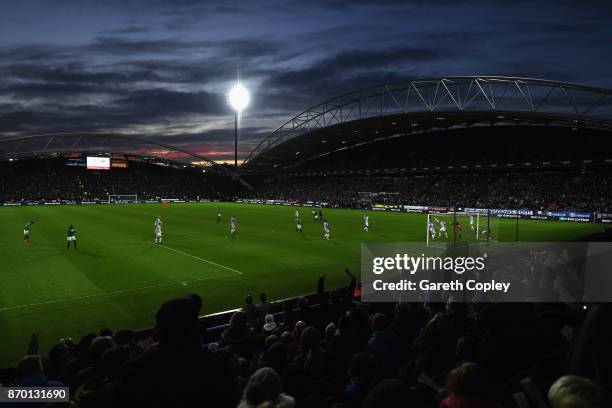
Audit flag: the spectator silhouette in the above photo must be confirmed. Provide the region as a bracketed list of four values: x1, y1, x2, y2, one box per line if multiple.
[238, 367, 295, 408]
[114, 296, 237, 407]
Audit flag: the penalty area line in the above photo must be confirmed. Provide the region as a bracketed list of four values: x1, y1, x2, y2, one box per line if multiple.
[156, 244, 243, 276]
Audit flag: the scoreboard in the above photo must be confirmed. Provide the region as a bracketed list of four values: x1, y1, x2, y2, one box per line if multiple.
[86, 157, 110, 170]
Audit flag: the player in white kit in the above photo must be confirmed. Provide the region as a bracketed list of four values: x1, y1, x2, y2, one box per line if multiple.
[155, 223, 163, 244]
[470, 215, 475, 232]
[230, 216, 237, 237]
[429, 220, 436, 240]
[323, 219, 330, 240]
[363, 214, 369, 232]
[154, 217, 163, 244]
[296, 216, 302, 232]
[439, 219, 448, 238]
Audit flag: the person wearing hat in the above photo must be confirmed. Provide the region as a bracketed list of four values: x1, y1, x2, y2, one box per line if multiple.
[263, 314, 278, 335]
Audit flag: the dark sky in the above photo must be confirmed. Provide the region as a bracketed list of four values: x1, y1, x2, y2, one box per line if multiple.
[1, 0, 611, 162]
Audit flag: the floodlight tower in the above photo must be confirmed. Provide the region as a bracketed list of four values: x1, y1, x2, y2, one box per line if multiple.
[228, 82, 250, 168]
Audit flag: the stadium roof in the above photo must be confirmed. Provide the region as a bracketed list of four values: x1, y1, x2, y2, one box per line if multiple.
[0, 132, 237, 176]
[241, 76, 612, 173]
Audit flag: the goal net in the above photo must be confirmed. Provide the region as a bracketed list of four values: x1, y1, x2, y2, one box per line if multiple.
[426, 210, 498, 247]
[108, 194, 138, 204]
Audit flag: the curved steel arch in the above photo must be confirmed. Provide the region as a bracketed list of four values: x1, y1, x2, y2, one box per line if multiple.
[242, 76, 612, 167]
[0, 132, 237, 176]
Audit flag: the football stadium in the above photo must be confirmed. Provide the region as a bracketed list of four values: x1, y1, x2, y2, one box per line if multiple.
[2, 75, 612, 406]
[1, 3, 612, 408]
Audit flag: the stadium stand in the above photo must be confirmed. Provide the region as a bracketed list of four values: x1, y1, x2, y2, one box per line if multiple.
[1, 276, 610, 407]
[246, 170, 612, 212]
[241, 126, 612, 213]
[0, 157, 229, 203]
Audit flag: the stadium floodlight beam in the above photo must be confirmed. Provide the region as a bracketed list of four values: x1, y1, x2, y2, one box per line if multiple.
[229, 82, 250, 168]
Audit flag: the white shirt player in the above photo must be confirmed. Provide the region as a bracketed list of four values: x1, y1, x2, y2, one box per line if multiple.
[295, 217, 302, 232]
[230, 216, 237, 235]
[429, 221, 436, 238]
[154, 224, 162, 243]
[470, 215, 475, 232]
[363, 215, 369, 231]
[439, 220, 448, 238]
[323, 220, 330, 239]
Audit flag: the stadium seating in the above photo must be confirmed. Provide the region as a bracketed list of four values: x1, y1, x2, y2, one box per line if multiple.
[0, 157, 224, 203]
[246, 170, 612, 212]
[1, 275, 610, 407]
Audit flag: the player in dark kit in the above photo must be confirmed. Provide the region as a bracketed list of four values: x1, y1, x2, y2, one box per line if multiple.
[66, 224, 77, 250]
[454, 221, 462, 239]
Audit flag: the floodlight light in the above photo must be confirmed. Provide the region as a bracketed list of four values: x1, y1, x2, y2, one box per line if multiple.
[228, 83, 250, 111]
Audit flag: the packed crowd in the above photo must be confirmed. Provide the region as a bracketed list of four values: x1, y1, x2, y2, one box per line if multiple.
[249, 170, 612, 212]
[1, 275, 609, 407]
[2, 157, 611, 213]
[0, 158, 221, 202]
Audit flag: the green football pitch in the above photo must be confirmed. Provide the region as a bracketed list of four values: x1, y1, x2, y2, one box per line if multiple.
[0, 202, 604, 365]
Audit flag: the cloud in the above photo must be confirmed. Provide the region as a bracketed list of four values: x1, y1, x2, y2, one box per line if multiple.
[0, 0, 611, 161]
[116, 88, 228, 117]
[259, 46, 464, 105]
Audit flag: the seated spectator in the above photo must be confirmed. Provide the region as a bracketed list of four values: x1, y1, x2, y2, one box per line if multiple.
[440, 362, 493, 408]
[265, 334, 280, 350]
[238, 367, 295, 408]
[74, 345, 131, 408]
[281, 331, 298, 355]
[44, 342, 70, 381]
[71, 336, 116, 391]
[293, 320, 306, 340]
[300, 326, 326, 379]
[362, 379, 412, 408]
[323, 322, 340, 351]
[263, 314, 278, 336]
[284, 326, 326, 405]
[60, 333, 97, 389]
[114, 296, 237, 407]
[221, 310, 254, 358]
[14, 355, 64, 388]
[367, 313, 400, 371]
[548, 375, 607, 408]
[342, 352, 378, 408]
[263, 342, 289, 378]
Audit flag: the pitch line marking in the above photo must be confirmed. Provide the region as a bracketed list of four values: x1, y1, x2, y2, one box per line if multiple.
[0, 275, 232, 312]
[157, 244, 243, 275]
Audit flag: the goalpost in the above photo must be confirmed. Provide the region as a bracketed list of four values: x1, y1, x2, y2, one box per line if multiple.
[108, 194, 138, 204]
[426, 209, 497, 247]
